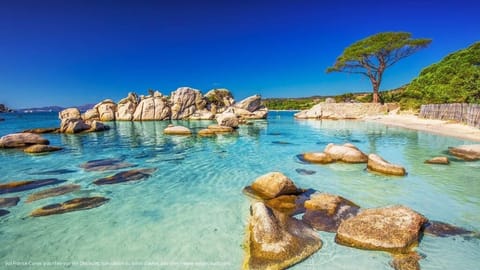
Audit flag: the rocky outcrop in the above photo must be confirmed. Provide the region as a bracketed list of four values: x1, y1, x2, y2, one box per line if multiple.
[448, 144, 480, 161]
[295, 102, 398, 119]
[170, 87, 204, 120]
[31, 197, 109, 217]
[216, 112, 239, 128]
[205, 88, 235, 112]
[0, 133, 49, 148]
[25, 184, 81, 203]
[24, 144, 63, 154]
[301, 143, 367, 164]
[94, 99, 117, 121]
[249, 172, 300, 199]
[133, 91, 170, 121]
[391, 253, 421, 270]
[424, 156, 449, 165]
[243, 202, 322, 270]
[335, 205, 427, 253]
[303, 193, 360, 232]
[235, 95, 262, 112]
[59, 108, 110, 134]
[367, 154, 407, 176]
[59, 108, 81, 120]
[116, 92, 139, 121]
[163, 125, 192, 135]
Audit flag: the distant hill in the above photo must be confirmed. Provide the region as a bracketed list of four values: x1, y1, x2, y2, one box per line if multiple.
[16, 103, 95, 113]
[401, 42, 480, 108]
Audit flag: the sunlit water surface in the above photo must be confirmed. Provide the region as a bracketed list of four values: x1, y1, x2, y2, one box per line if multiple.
[0, 111, 479, 269]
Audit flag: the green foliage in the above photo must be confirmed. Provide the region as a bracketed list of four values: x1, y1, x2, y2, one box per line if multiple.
[327, 32, 431, 102]
[401, 42, 480, 109]
[263, 98, 321, 110]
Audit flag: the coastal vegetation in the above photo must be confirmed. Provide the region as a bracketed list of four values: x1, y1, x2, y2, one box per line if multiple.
[326, 32, 431, 103]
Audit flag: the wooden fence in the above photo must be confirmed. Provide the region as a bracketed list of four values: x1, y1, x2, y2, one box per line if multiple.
[420, 103, 480, 128]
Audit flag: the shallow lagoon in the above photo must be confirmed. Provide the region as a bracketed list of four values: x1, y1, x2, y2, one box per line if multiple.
[0, 111, 479, 269]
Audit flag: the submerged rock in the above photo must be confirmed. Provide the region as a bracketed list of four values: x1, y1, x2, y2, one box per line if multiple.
[0, 133, 49, 148]
[0, 197, 20, 208]
[448, 144, 480, 161]
[32, 169, 77, 175]
[25, 184, 81, 203]
[0, 209, 10, 217]
[163, 125, 192, 135]
[0, 179, 66, 195]
[24, 144, 63, 154]
[367, 154, 407, 176]
[31, 197, 109, 217]
[303, 193, 360, 232]
[390, 252, 422, 270]
[423, 220, 475, 237]
[80, 158, 135, 172]
[265, 190, 313, 216]
[93, 168, 156, 185]
[302, 152, 334, 164]
[21, 128, 59, 134]
[335, 205, 427, 253]
[424, 156, 450, 165]
[249, 172, 300, 199]
[243, 202, 322, 270]
[295, 168, 316, 175]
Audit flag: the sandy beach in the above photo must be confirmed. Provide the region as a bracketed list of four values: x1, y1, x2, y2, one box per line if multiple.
[364, 114, 480, 142]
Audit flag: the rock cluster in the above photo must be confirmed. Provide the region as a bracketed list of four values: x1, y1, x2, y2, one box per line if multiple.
[59, 108, 110, 134]
[294, 102, 399, 119]
[448, 144, 480, 161]
[76, 87, 267, 123]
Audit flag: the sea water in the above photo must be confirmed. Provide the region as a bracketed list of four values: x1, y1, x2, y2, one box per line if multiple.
[0, 111, 479, 269]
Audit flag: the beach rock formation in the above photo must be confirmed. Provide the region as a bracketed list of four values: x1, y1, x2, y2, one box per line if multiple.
[94, 99, 117, 121]
[216, 112, 239, 128]
[133, 91, 171, 121]
[170, 87, 205, 120]
[21, 127, 59, 134]
[116, 92, 139, 121]
[424, 156, 450, 165]
[0, 197, 20, 208]
[242, 202, 322, 270]
[295, 102, 398, 119]
[80, 158, 135, 172]
[301, 143, 367, 164]
[59, 108, 82, 120]
[391, 253, 421, 270]
[303, 193, 360, 232]
[335, 205, 427, 253]
[0, 178, 66, 195]
[25, 184, 81, 203]
[367, 154, 407, 176]
[448, 144, 480, 161]
[59, 108, 110, 134]
[163, 125, 192, 135]
[205, 89, 235, 113]
[0, 133, 49, 148]
[31, 197, 109, 217]
[249, 172, 300, 199]
[24, 144, 63, 154]
[93, 168, 156, 185]
[189, 109, 214, 120]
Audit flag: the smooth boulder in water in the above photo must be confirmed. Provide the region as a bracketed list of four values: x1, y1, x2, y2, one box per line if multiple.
[24, 144, 63, 154]
[0, 179, 66, 195]
[367, 154, 407, 176]
[448, 144, 480, 161]
[80, 158, 135, 172]
[26, 184, 81, 203]
[0, 197, 20, 208]
[248, 172, 301, 199]
[243, 202, 322, 270]
[31, 197, 109, 217]
[93, 168, 156, 185]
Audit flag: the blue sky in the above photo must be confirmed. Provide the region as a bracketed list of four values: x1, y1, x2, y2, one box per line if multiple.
[0, 0, 479, 108]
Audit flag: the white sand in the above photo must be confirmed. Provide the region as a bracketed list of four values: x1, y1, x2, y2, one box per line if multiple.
[364, 114, 480, 142]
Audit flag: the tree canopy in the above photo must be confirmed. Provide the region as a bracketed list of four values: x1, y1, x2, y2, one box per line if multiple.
[327, 32, 431, 103]
[401, 42, 480, 108]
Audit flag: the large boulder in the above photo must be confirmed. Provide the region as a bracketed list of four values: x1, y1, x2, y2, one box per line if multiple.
[301, 152, 334, 164]
[60, 118, 91, 134]
[59, 108, 81, 120]
[235, 94, 262, 112]
[24, 144, 63, 154]
[249, 172, 300, 199]
[188, 109, 214, 120]
[243, 202, 322, 270]
[424, 156, 450, 165]
[335, 205, 427, 253]
[163, 125, 192, 135]
[324, 143, 368, 163]
[303, 193, 360, 232]
[133, 92, 171, 120]
[448, 144, 480, 161]
[0, 133, 49, 148]
[216, 112, 239, 128]
[170, 87, 204, 120]
[94, 99, 117, 121]
[391, 253, 421, 270]
[116, 92, 139, 121]
[367, 154, 406, 176]
[82, 108, 100, 121]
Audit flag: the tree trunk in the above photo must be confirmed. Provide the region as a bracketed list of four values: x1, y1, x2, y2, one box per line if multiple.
[372, 85, 379, 103]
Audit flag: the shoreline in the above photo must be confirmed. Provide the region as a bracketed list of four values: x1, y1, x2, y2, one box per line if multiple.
[364, 114, 480, 142]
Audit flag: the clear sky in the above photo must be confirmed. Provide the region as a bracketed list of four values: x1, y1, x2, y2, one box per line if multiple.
[0, 0, 479, 108]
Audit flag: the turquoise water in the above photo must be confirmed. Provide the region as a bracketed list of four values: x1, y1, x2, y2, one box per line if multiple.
[0, 111, 479, 269]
